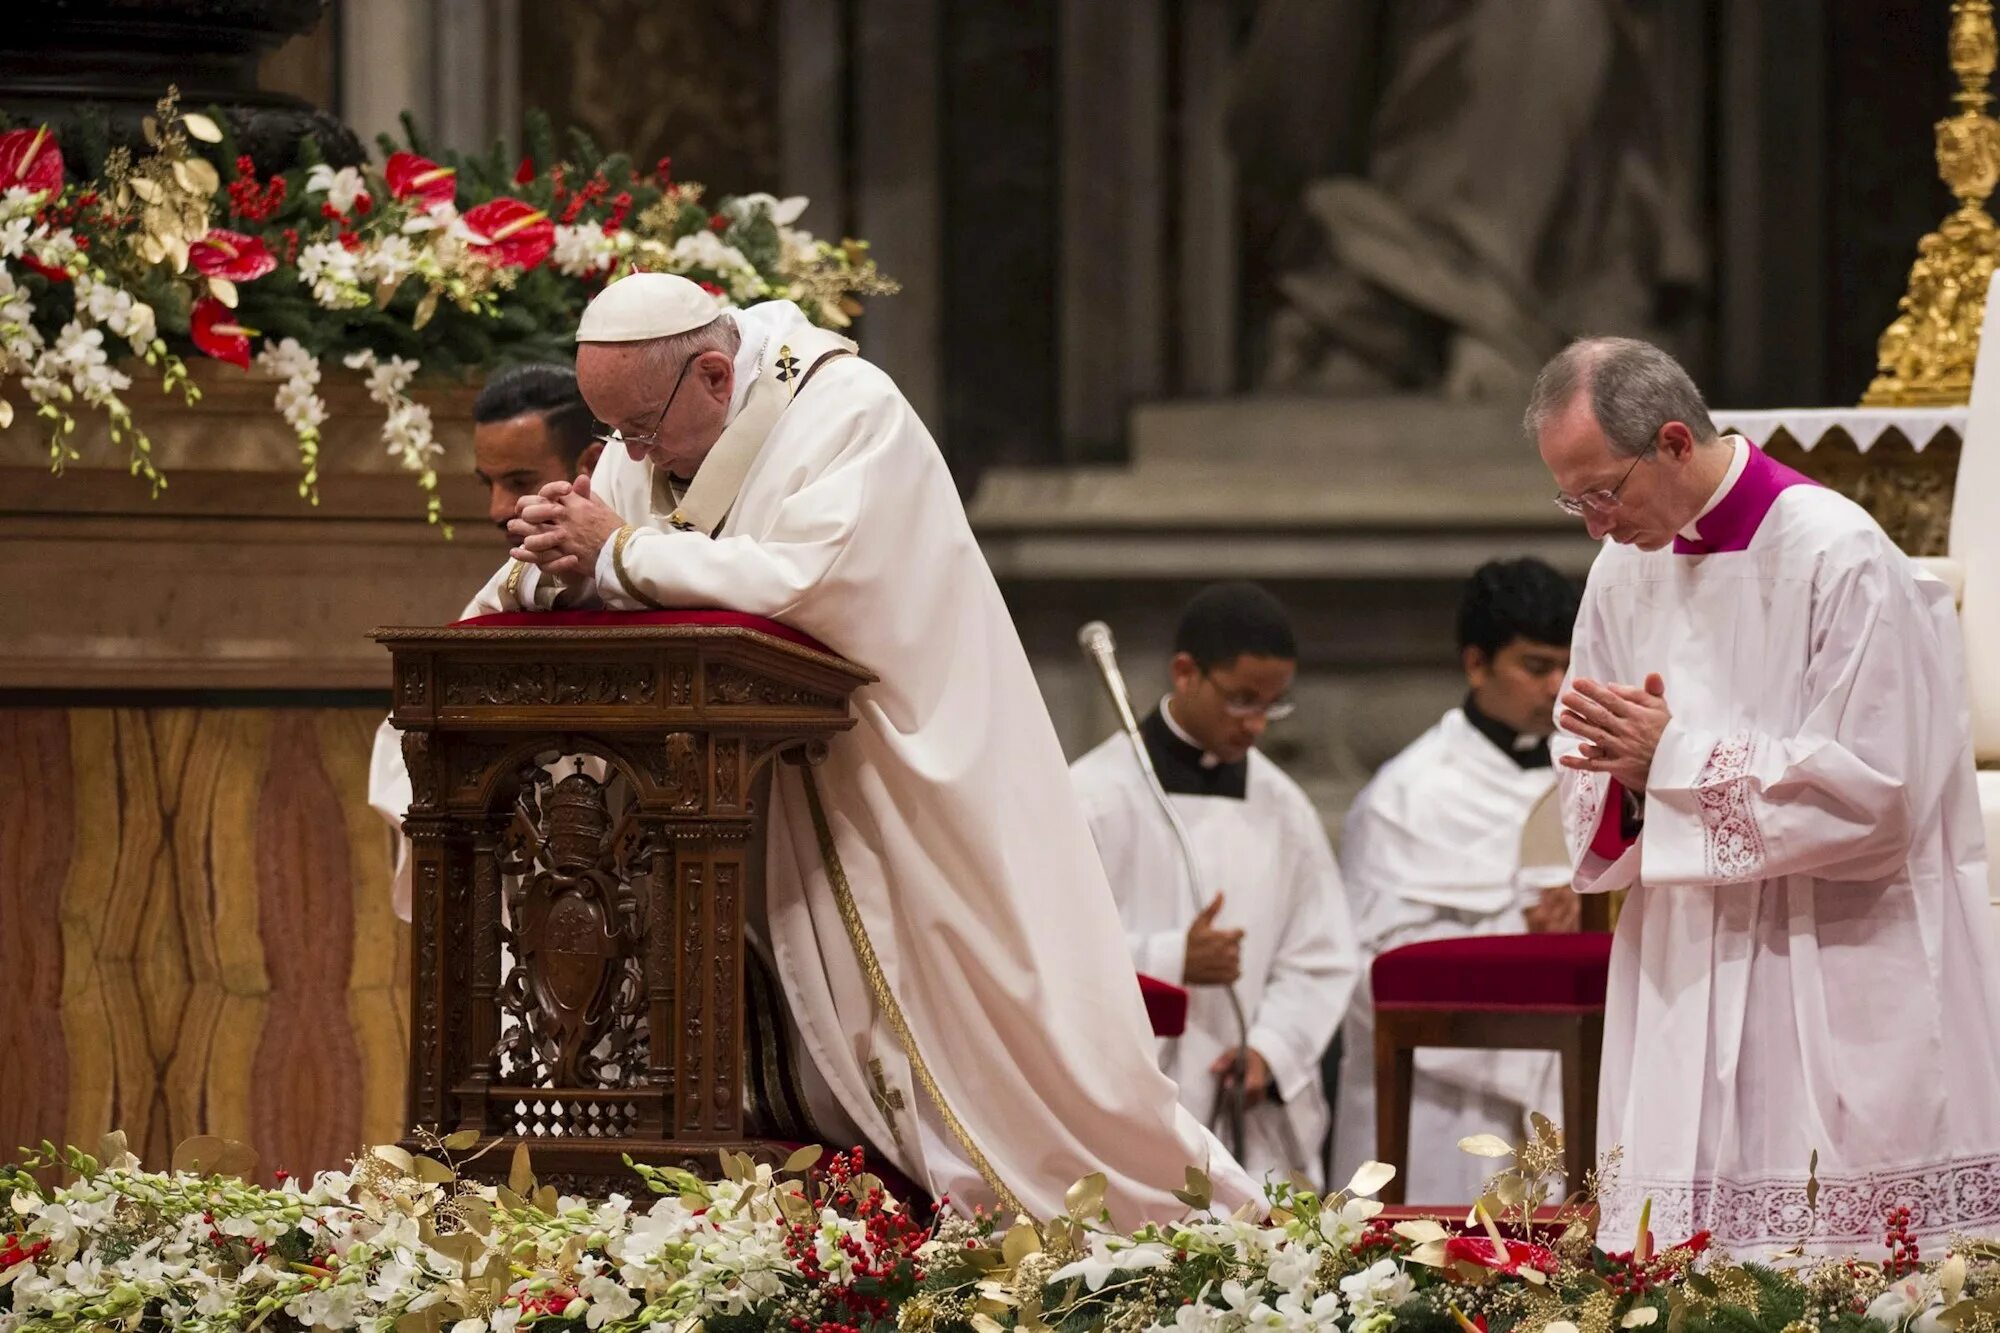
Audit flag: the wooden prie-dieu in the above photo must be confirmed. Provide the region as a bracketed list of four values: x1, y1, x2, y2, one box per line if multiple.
[373, 612, 872, 1187]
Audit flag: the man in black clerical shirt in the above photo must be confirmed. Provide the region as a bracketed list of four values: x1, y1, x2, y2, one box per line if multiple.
[1071, 582, 1359, 1188]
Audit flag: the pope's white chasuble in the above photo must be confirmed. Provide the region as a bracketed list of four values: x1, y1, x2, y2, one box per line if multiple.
[1071, 706, 1360, 1188]
[1560, 438, 2000, 1256]
[1332, 705, 1565, 1203]
[466, 300, 1256, 1223]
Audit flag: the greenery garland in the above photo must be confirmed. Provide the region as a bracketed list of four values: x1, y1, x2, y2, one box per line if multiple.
[0, 88, 895, 528]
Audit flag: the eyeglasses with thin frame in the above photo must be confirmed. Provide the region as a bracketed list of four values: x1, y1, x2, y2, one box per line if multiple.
[1203, 669, 1296, 722]
[593, 353, 697, 454]
[1552, 445, 1655, 518]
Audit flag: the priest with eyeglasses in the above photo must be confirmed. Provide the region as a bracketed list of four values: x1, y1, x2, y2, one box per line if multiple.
[1532, 336, 2000, 1256]
[1071, 583, 1358, 1189]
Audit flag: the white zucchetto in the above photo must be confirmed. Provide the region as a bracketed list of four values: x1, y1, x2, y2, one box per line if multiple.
[575, 272, 722, 343]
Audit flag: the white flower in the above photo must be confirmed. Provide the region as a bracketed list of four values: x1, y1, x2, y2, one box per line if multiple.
[0, 216, 31, 259]
[1869, 1276, 1949, 1333]
[578, 1274, 639, 1327]
[306, 164, 371, 215]
[1266, 1244, 1316, 1293]
[1274, 1288, 1346, 1331]
[364, 355, 419, 403]
[357, 234, 419, 289]
[0, 186, 46, 219]
[669, 231, 763, 299]
[552, 223, 616, 277]
[297, 240, 368, 309]
[1318, 1195, 1384, 1249]
[42, 322, 131, 405]
[1048, 1234, 1171, 1292]
[258, 336, 321, 385]
[725, 192, 810, 227]
[1338, 1258, 1414, 1319]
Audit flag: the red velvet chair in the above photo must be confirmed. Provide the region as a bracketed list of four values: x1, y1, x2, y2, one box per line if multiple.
[1139, 973, 1189, 1038]
[1370, 932, 1612, 1204]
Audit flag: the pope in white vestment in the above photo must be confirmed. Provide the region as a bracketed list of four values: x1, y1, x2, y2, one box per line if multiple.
[1533, 337, 2000, 1256]
[460, 273, 1255, 1224]
[1070, 584, 1358, 1188]
[1333, 559, 1579, 1203]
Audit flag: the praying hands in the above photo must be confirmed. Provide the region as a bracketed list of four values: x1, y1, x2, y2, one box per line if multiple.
[1558, 673, 1669, 792]
[507, 473, 627, 579]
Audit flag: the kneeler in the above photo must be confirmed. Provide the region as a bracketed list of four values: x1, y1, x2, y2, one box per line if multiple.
[1370, 933, 1612, 1205]
[418, 612, 1184, 1200]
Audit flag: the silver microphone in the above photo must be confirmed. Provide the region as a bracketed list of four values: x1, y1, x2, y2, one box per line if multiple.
[1076, 618, 1258, 1162]
[1077, 620, 1144, 738]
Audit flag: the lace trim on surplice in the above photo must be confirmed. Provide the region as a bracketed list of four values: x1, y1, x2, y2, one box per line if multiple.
[1694, 732, 1764, 880]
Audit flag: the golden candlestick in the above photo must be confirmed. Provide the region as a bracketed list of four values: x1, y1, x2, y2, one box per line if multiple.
[1863, 0, 2000, 406]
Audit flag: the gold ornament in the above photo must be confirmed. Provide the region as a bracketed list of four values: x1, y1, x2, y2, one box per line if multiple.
[1865, 0, 2000, 405]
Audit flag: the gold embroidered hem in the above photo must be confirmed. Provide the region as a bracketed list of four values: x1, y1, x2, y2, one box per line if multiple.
[610, 524, 666, 610]
[798, 765, 1027, 1217]
[503, 557, 528, 602]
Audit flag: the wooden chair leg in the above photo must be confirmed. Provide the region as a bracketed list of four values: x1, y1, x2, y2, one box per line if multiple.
[1560, 1013, 1602, 1195]
[1374, 1014, 1415, 1205]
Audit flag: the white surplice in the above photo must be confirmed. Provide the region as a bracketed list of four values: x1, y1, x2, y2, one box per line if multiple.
[1331, 706, 1565, 1204]
[1070, 704, 1360, 1188]
[1559, 437, 2000, 1256]
[458, 299, 1255, 1224]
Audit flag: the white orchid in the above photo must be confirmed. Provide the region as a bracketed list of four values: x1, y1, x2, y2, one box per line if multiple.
[725, 191, 810, 227]
[1048, 1233, 1173, 1292]
[305, 164, 371, 215]
[1339, 1257, 1416, 1320]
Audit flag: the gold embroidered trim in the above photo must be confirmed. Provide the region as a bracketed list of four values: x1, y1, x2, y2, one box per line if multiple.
[610, 524, 666, 610]
[799, 765, 1026, 1217]
[503, 557, 528, 602]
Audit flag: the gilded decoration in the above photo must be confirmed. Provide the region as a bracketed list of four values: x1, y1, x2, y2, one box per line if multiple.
[1864, 0, 2000, 406]
[1762, 431, 1960, 556]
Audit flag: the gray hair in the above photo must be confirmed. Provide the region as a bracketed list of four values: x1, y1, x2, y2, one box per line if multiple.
[635, 314, 742, 379]
[1523, 336, 1717, 458]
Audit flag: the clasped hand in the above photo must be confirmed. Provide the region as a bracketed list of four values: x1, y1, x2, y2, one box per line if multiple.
[506, 474, 626, 580]
[1558, 673, 1670, 792]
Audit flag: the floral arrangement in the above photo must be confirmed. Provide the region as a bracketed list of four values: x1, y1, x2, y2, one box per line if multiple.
[0, 1118, 1987, 1333]
[0, 89, 896, 527]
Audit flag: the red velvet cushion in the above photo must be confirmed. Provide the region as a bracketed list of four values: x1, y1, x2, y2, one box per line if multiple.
[454, 608, 830, 655]
[1138, 973, 1189, 1038]
[1372, 934, 1613, 1011]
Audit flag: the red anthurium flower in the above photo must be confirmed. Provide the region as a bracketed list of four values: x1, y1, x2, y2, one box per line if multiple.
[0, 125, 64, 197]
[513, 155, 535, 185]
[189, 229, 277, 282]
[463, 197, 554, 269]
[1443, 1235, 1559, 1277]
[385, 151, 458, 207]
[190, 297, 258, 369]
[20, 252, 70, 283]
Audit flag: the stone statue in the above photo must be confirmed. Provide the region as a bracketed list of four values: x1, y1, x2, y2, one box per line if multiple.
[1230, 0, 1704, 402]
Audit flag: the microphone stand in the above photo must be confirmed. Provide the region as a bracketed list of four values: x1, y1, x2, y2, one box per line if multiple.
[1077, 620, 1251, 1164]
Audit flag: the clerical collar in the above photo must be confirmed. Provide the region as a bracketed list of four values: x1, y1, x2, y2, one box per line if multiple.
[1462, 695, 1551, 770]
[1673, 437, 1817, 555]
[1142, 701, 1248, 800]
[1677, 434, 1750, 542]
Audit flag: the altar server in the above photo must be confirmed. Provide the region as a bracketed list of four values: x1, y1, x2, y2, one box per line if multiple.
[1071, 583, 1359, 1188]
[1331, 558, 1580, 1203]
[1533, 336, 2000, 1256]
[473, 273, 1256, 1224]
